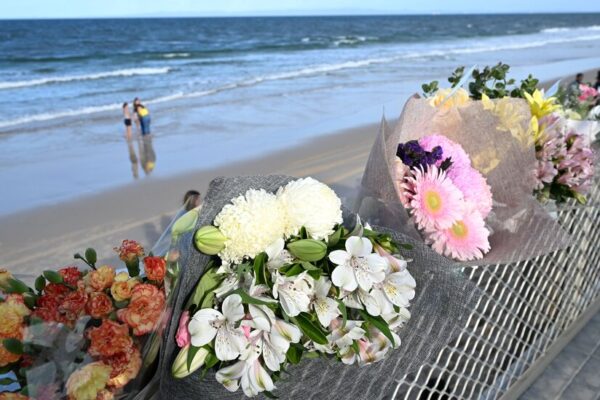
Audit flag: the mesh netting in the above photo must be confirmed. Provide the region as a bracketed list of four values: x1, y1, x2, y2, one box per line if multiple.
[154, 175, 483, 400]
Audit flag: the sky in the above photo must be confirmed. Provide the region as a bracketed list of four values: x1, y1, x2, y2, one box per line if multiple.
[2, 0, 600, 19]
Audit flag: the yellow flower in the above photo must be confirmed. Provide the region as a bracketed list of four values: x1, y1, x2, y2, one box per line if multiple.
[483, 94, 533, 147]
[523, 89, 560, 119]
[0, 294, 30, 338]
[428, 88, 471, 110]
[110, 272, 139, 302]
[66, 362, 112, 400]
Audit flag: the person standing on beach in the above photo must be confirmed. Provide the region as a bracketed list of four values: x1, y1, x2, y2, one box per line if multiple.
[122, 102, 139, 179]
[133, 98, 157, 174]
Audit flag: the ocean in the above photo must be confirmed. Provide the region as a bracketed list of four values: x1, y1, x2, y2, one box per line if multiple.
[1, 14, 600, 214]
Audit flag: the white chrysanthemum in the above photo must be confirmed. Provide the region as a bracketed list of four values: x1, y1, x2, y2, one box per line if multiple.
[277, 177, 343, 240]
[215, 189, 286, 265]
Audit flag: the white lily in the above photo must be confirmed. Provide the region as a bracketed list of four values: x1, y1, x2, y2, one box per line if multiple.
[265, 238, 294, 270]
[359, 268, 416, 316]
[216, 358, 275, 397]
[214, 264, 252, 298]
[272, 271, 314, 317]
[310, 277, 340, 327]
[329, 319, 366, 350]
[188, 294, 247, 361]
[329, 236, 387, 292]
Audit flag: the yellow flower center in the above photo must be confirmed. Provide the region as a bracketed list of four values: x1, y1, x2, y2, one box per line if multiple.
[451, 221, 468, 239]
[424, 190, 442, 213]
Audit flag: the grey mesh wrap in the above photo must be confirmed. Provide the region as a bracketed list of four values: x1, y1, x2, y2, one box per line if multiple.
[155, 175, 481, 400]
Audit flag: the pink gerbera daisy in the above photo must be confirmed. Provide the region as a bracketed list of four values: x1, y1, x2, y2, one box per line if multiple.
[428, 209, 491, 261]
[406, 166, 465, 231]
[448, 167, 493, 219]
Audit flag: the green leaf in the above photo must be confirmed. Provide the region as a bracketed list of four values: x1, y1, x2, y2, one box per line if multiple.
[263, 391, 279, 399]
[230, 288, 277, 308]
[253, 252, 268, 285]
[43, 270, 63, 284]
[3, 338, 23, 355]
[357, 309, 395, 347]
[23, 292, 37, 309]
[351, 340, 360, 356]
[307, 270, 322, 281]
[85, 248, 97, 266]
[0, 377, 16, 385]
[171, 209, 199, 238]
[327, 226, 343, 247]
[186, 264, 222, 311]
[300, 261, 319, 271]
[6, 278, 30, 294]
[398, 243, 413, 250]
[34, 276, 46, 293]
[336, 299, 347, 328]
[204, 351, 219, 369]
[293, 313, 328, 345]
[284, 264, 304, 277]
[286, 343, 304, 364]
[113, 300, 130, 309]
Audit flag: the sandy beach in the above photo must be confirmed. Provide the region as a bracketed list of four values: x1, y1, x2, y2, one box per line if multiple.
[0, 122, 378, 277]
[1, 68, 598, 279]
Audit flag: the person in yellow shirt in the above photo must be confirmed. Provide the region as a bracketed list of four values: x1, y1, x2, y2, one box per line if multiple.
[133, 97, 156, 174]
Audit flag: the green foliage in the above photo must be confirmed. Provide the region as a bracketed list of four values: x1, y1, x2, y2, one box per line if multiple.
[292, 313, 328, 345]
[286, 343, 304, 364]
[42, 270, 63, 284]
[357, 309, 395, 347]
[34, 275, 46, 293]
[186, 263, 223, 312]
[84, 248, 97, 267]
[2, 338, 24, 355]
[421, 80, 439, 97]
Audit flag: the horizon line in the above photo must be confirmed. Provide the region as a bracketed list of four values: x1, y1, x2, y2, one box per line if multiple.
[2, 11, 600, 21]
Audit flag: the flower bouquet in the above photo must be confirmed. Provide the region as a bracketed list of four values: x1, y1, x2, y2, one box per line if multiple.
[0, 241, 171, 400]
[157, 175, 480, 399]
[359, 63, 573, 264]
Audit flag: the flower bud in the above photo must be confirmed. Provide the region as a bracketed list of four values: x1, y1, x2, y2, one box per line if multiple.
[194, 226, 227, 255]
[172, 209, 199, 239]
[0, 268, 13, 291]
[287, 239, 327, 262]
[172, 345, 209, 379]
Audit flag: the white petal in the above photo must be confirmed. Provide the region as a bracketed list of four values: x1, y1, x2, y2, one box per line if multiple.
[223, 294, 245, 322]
[332, 264, 358, 292]
[265, 238, 284, 260]
[384, 271, 416, 307]
[314, 277, 332, 298]
[328, 250, 351, 266]
[366, 254, 388, 276]
[314, 297, 340, 327]
[215, 325, 246, 361]
[250, 360, 275, 392]
[358, 290, 382, 316]
[249, 304, 272, 332]
[188, 309, 221, 347]
[272, 320, 302, 344]
[262, 337, 286, 371]
[216, 361, 246, 392]
[346, 236, 372, 257]
[279, 294, 300, 317]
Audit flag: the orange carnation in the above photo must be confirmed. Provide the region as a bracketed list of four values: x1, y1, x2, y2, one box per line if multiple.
[87, 320, 133, 358]
[143, 256, 166, 282]
[86, 292, 114, 319]
[59, 290, 88, 323]
[0, 294, 30, 367]
[59, 266, 83, 286]
[88, 266, 115, 292]
[104, 347, 142, 389]
[117, 284, 165, 336]
[114, 240, 144, 263]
